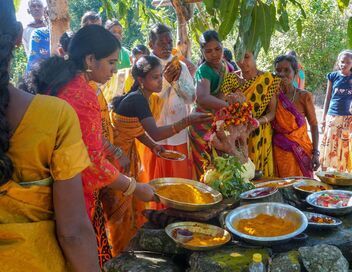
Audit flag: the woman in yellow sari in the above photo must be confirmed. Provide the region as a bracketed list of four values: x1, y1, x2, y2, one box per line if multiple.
[235, 51, 280, 177]
[0, 2, 99, 271]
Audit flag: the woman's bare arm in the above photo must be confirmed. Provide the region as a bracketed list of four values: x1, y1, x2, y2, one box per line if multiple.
[54, 174, 100, 272]
[195, 78, 228, 111]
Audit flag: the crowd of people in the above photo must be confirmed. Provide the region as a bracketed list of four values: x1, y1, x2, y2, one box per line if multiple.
[1, 0, 352, 271]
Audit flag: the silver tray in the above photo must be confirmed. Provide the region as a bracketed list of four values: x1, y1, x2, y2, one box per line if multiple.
[225, 203, 308, 246]
[303, 211, 342, 229]
[306, 190, 352, 215]
[157, 150, 186, 161]
[316, 171, 352, 186]
[150, 178, 222, 211]
[165, 221, 231, 251]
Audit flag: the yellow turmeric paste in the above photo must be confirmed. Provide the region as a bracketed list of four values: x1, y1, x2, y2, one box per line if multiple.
[235, 214, 297, 237]
[156, 184, 214, 204]
[185, 233, 227, 247]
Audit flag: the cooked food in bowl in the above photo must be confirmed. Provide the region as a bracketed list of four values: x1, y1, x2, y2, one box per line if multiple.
[241, 187, 277, 199]
[316, 192, 351, 208]
[172, 228, 227, 247]
[234, 214, 298, 237]
[297, 185, 327, 192]
[156, 184, 214, 204]
[309, 215, 334, 224]
[158, 150, 185, 161]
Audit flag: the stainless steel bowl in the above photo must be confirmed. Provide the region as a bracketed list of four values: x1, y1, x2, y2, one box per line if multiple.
[225, 203, 308, 246]
[316, 171, 352, 186]
[306, 190, 352, 215]
[165, 221, 231, 251]
[293, 179, 332, 198]
[150, 178, 223, 211]
[303, 211, 342, 229]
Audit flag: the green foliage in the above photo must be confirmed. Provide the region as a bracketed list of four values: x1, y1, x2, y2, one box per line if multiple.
[10, 46, 26, 86]
[348, 17, 352, 48]
[256, 0, 348, 95]
[198, 0, 306, 60]
[203, 150, 254, 199]
[99, 0, 176, 49]
[68, 0, 104, 31]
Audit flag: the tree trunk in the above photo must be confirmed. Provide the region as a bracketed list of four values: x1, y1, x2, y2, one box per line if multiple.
[46, 0, 70, 55]
[171, 0, 194, 59]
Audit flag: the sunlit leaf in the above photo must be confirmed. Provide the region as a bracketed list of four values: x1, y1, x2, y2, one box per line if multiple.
[296, 18, 302, 37]
[14, 0, 21, 12]
[336, 0, 350, 12]
[348, 17, 352, 47]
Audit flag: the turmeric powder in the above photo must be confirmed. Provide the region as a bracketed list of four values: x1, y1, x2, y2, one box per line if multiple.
[235, 214, 297, 237]
[156, 184, 214, 204]
[185, 233, 227, 247]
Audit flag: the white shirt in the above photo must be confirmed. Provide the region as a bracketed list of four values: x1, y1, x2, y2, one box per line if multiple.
[22, 26, 36, 58]
[151, 53, 195, 146]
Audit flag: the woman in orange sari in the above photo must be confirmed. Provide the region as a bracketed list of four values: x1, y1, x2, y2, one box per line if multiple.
[33, 25, 155, 264]
[273, 55, 320, 177]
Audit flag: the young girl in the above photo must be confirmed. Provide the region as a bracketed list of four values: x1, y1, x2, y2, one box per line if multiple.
[320, 50, 352, 172]
[109, 55, 211, 253]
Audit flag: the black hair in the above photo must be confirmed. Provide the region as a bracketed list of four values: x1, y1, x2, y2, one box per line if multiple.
[81, 11, 101, 27]
[59, 31, 74, 53]
[105, 19, 122, 30]
[149, 24, 171, 44]
[286, 50, 297, 58]
[111, 55, 161, 112]
[0, 1, 20, 185]
[274, 54, 299, 75]
[33, 25, 120, 96]
[198, 30, 222, 65]
[223, 48, 233, 61]
[199, 30, 221, 48]
[132, 44, 150, 57]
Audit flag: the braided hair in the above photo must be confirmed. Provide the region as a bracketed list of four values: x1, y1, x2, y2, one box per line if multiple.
[0, 0, 20, 185]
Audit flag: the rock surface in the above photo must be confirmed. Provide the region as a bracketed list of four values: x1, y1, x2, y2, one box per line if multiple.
[299, 244, 349, 272]
[103, 252, 181, 272]
[188, 246, 270, 272]
[269, 250, 301, 272]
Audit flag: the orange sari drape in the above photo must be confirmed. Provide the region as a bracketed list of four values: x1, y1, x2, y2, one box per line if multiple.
[108, 112, 148, 255]
[273, 93, 313, 177]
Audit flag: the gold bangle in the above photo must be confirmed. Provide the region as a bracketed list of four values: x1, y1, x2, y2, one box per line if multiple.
[123, 177, 137, 196]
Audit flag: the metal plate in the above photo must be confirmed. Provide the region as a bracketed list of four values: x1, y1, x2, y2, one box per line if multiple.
[240, 187, 278, 200]
[165, 221, 231, 251]
[150, 178, 223, 211]
[306, 190, 352, 215]
[225, 203, 308, 246]
[293, 179, 332, 198]
[255, 179, 298, 189]
[316, 171, 352, 186]
[157, 150, 186, 161]
[303, 211, 342, 229]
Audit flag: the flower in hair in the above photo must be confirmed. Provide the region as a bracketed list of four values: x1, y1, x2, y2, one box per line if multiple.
[137, 58, 152, 73]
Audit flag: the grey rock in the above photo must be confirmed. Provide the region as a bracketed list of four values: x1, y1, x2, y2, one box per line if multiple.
[188, 246, 270, 272]
[270, 250, 301, 272]
[299, 244, 349, 272]
[103, 252, 181, 272]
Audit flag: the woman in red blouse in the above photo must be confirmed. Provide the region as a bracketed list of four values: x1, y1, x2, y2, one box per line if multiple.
[33, 25, 155, 266]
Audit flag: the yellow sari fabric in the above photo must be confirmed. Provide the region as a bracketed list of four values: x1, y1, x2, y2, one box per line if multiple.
[239, 72, 280, 177]
[0, 95, 90, 272]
